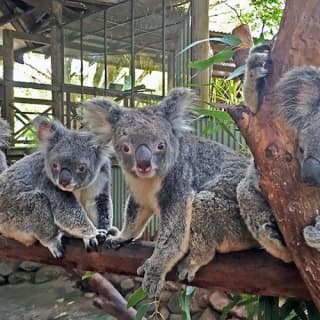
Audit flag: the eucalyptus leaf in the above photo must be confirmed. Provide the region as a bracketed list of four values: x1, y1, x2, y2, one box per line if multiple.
[227, 64, 246, 80]
[127, 288, 148, 308]
[178, 35, 241, 55]
[81, 271, 96, 280]
[189, 48, 234, 71]
[135, 302, 150, 320]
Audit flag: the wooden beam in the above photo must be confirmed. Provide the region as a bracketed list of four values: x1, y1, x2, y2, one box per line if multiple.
[51, 0, 64, 122]
[0, 236, 311, 300]
[3, 29, 14, 131]
[191, 0, 209, 106]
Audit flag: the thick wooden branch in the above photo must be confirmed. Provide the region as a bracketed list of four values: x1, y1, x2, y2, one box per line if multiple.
[88, 273, 137, 320]
[0, 236, 310, 300]
[229, 0, 320, 308]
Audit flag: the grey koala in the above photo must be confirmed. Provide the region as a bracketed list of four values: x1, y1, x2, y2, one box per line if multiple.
[83, 89, 282, 298]
[242, 43, 320, 256]
[0, 118, 113, 258]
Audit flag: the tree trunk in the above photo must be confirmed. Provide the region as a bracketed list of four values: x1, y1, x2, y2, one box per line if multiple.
[229, 0, 320, 309]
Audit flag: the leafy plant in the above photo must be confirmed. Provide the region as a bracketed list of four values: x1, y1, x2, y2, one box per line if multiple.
[220, 294, 320, 320]
[178, 286, 196, 320]
[127, 286, 196, 320]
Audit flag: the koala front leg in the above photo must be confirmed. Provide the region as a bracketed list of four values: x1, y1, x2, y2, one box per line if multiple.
[105, 195, 153, 249]
[77, 166, 113, 230]
[137, 193, 193, 297]
[53, 192, 107, 250]
[237, 165, 292, 262]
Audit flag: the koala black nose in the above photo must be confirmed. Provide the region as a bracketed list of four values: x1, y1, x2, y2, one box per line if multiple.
[59, 169, 72, 187]
[302, 157, 320, 186]
[135, 144, 152, 173]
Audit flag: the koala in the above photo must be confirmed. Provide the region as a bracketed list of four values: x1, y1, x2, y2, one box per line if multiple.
[242, 43, 320, 254]
[82, 89, 288, 298]
[0, 118, 113, 258]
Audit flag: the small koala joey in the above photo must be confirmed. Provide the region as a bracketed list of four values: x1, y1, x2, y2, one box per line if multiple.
[243, 43, 320, 254]
[83, 88, 290, 298]
[0, 118, 113, 258]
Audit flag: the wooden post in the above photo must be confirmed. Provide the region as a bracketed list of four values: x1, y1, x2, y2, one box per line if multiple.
[51, 0, 64, 122]
[191, 0, 209, 106]
[3, 30, 14, 132]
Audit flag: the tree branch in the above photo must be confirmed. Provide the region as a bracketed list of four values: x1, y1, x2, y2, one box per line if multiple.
[228, 0, 320, 308]
[0, 236, 310, 301]
[88, 273, 137, 320]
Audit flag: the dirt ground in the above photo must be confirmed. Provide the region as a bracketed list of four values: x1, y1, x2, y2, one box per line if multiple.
[0, 277, 115, 320]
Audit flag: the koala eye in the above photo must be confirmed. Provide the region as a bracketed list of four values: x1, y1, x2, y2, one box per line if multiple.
[78, 164, 87, 173]
[156, 142, 166, 151]
[299, 146, 305, 154]
[123, 144, 131, 153]
[52, 162, 59, 170]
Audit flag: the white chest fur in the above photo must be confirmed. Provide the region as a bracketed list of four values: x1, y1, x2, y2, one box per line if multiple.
[124, 172, 162, 215]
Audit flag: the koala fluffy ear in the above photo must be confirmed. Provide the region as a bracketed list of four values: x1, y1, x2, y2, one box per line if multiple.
[155, 88, 196, 134]
[82, 98, 122, 144]
[34, 117, 66, 147]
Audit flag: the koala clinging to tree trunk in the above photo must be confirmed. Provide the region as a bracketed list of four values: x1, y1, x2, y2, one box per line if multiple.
[0, 118, 113, 258]
[83, 88, 290, 298]
[242, 43, 320, 255]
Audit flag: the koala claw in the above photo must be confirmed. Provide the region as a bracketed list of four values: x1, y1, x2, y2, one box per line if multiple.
[177, 268, 196, 282]
[137, 259, 164, 298]
[96, 229, 108, 245]
[104, 236, 133, 250]
[47, 240, 64, 259]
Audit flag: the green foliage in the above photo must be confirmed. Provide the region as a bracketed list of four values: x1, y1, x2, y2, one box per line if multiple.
[127, 286, 195, 320]
[221, 294, 320, 320]
[242, 0, 285, 40]
[178, 286, 196, 320]
[81, 271, 96, 280]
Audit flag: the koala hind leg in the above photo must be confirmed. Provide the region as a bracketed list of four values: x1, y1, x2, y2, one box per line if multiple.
[237, 167, 292, 263]
[177, 190, 256, 282]
[22, 191, 64, 258]
[303, 216, 320, 250]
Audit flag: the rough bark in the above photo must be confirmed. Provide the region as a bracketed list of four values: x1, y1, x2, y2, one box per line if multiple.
[229, 0, 320, 309]
[0, 236, 310, 300]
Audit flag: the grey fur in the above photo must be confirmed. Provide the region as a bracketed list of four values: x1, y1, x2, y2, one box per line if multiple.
[84, 89, 263, 297]
[0, 118, 113, 258]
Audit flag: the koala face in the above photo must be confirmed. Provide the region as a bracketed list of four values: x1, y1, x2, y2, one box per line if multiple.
[83, 88, 195, 179]
[36, 119, 107, 191]
[112, 110, 178, 179]
[298, 120, 320, 186]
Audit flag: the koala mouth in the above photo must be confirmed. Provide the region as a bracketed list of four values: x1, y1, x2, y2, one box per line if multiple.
[56, 180, 75, 192]
[134, 166, 156, 178]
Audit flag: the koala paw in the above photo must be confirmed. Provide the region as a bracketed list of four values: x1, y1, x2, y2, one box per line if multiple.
[83, 229, 108, 252]
[137, 259, 164, 298]
[46, 233, 64, 259]
[303, 224, 320, 250]
[177, 262, 197, 282]
[104, 234, 133, 250]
